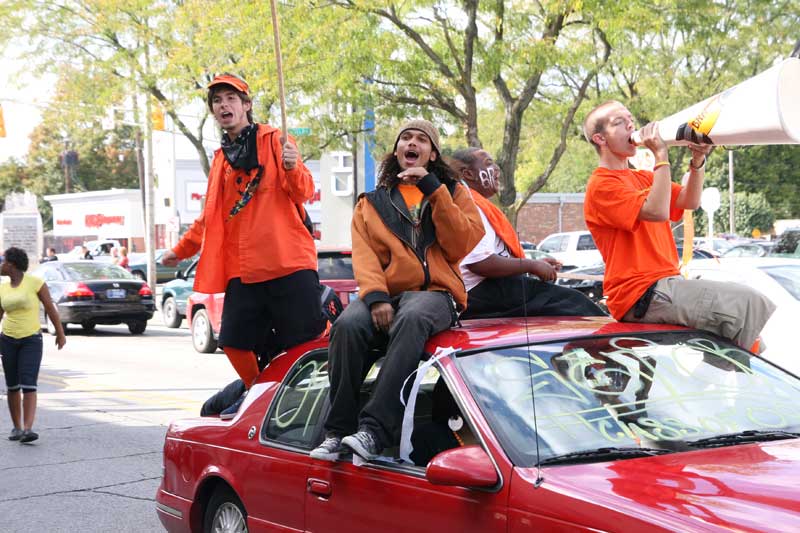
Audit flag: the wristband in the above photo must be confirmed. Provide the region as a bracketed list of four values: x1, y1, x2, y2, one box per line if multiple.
[689, 156, 706, 170]
[653, 161, 670, 170]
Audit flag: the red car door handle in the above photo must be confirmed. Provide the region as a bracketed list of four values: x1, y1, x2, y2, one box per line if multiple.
[307, 478, 332, 497]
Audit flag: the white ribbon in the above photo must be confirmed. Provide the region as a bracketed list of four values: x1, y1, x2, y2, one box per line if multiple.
[398, 346, 459, 464]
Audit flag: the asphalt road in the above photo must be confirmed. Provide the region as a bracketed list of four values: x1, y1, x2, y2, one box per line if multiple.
[0, 313, 237, 532]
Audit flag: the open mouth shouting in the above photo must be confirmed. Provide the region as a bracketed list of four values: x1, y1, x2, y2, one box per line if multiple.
[220, 110, 234, 122]
[403, 149, 420, 166]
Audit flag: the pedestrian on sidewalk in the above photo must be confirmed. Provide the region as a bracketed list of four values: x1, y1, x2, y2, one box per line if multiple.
[1, 247, 66, 443]
[161, 73, 326, 419]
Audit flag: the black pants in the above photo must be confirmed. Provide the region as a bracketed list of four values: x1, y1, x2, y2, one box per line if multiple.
[219, 270, 327, 358]
[324, 291, 454, 449]
[460, 275, 606, 320]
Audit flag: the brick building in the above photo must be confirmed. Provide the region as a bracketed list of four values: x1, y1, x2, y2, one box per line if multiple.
[516, 193, 587, 245]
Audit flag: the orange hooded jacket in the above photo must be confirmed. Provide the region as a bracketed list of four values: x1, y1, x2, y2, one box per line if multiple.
[352, 176, 485, 310]
[172, 124, 317, 294]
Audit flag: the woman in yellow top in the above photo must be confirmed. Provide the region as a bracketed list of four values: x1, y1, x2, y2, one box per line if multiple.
[1, 247, 66, 443]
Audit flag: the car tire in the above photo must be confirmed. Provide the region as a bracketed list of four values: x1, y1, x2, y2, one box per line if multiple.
[131, 270, 146, 281]
[81, 321, 96, 332]
[204, 485, 247, 533]
[192, 309, 218, 353]
[162, 296, 182, 328]
[127, 320, 147, 334]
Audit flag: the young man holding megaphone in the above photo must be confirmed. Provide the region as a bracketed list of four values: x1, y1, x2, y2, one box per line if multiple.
[582, 101, 775, 353]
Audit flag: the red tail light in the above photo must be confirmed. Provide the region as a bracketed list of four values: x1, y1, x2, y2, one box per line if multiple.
[66, 282, 95, 300]
[139, 283, 153, 297]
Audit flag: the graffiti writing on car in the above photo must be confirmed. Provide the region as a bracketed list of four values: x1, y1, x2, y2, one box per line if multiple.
[488, 337, 800, 444]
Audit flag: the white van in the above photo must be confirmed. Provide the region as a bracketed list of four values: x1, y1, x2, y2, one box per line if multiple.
[536, 230, 603, 270]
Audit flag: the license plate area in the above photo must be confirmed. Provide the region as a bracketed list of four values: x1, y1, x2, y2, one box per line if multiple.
[106, 288, 127, 299]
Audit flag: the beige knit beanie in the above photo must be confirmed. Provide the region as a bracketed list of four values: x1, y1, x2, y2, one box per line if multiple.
[394, 119, 441, 154]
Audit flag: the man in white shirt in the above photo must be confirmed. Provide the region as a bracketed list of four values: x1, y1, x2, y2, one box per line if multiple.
[451, 148, 606, 319]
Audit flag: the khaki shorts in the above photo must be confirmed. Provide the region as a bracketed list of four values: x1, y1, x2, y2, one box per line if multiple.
[623, 275, 776, 352]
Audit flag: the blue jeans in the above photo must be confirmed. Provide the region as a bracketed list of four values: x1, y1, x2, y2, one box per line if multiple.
[1, 333, 44, 392]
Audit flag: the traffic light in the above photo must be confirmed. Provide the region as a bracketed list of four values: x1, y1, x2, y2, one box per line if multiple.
[151, 104, 165, 131]
[0, 104, 6, 137]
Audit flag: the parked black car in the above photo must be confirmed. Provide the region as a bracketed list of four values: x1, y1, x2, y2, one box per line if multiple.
[32, 261, 155, 334]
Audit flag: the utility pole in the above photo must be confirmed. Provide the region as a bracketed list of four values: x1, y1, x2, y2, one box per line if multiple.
[143, 42, 157, 291]
[728, 150, 735, 235]
[60, 142, 78, 193]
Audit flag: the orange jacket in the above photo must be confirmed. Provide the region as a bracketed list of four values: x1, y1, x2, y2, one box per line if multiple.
[173, 124, 317, 293]
[352, 175, 485, 310]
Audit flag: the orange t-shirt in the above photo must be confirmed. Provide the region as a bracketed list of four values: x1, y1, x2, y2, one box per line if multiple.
[397, 184, 424, 223]
[584, 167, 684, 320]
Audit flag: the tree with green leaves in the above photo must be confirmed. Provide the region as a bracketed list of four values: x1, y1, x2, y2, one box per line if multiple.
[693, 190, 775, 237]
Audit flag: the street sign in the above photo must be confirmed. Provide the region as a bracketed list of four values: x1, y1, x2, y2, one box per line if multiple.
[700, 187, 721, 213]
[701, 187, 721, 238]
[288, 127, 311, 136]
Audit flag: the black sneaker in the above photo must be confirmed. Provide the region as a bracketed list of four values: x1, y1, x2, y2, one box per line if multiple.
[310, 435, 344, 461]
[219, 390, 247, 420]
[8, 428, 23, 441]
[20, 430, 39, 443]
[342, 429, 381, 461]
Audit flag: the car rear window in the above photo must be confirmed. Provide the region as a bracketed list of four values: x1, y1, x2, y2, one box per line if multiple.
[317, 253, 354, 280]
[576, 234, 597, 251]
[61, 263, 135, 280]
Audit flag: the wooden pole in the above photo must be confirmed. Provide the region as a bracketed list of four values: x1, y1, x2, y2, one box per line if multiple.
[269, 0, 288, 140]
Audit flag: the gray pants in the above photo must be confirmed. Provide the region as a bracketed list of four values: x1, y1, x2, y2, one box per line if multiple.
[324, 291, 455, 448]
[623, 276, 776, 352]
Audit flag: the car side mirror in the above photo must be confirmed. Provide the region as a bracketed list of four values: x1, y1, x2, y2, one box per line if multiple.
[175, 269, 185, 280]
[426, 445, 498, 488]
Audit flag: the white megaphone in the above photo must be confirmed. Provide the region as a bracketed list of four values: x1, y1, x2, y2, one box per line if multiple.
[631, 57, 800, 146]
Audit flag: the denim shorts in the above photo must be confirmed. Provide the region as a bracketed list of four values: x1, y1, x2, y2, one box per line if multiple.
[1, 333, 44, 392]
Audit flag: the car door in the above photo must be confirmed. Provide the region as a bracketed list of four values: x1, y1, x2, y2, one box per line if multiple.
[304, 362, 510, 533]
[240, 349, 331, 531]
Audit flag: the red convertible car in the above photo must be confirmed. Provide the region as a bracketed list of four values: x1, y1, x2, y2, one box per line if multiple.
[156, 317, 800, 532]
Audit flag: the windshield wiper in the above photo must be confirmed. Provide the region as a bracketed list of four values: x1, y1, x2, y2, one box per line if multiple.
[687, 430, 800, 449]
[537, 446, 670, 466]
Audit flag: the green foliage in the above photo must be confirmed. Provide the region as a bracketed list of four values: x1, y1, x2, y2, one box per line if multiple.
[694, 190, 775, 237]
[2, 0, 799, 228]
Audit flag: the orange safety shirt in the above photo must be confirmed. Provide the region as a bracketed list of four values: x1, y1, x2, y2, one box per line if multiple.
[173, 124, 317, 294]
[584, 167, 683, 320]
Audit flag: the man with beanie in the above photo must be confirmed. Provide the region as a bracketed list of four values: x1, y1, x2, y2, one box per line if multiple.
[450, 147, 606, 318]
[162, 73, 327, 419]
[310, 119, 484, 462]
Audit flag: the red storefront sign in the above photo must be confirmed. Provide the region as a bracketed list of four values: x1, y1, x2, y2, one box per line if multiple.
[85, 214, 125, 228]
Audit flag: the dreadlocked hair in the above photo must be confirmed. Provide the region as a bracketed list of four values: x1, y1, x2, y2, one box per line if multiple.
[376, 152, 458, 189]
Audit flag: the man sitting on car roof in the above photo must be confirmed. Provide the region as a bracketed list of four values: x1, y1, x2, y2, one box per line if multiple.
[450, 147, 606, 319]
[310, 119, 484, 462]
[582, 100, 775, 352]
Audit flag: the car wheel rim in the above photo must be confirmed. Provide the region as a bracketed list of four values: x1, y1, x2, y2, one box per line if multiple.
[212, 502, 247, 533]
[193, 314, 208, 348]
[164, 300, 175, 320]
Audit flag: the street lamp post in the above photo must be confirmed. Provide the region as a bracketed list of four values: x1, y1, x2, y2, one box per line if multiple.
[60, 141, 78, 193]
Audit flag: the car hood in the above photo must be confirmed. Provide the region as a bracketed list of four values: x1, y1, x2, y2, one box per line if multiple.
[513, 440, 800, 532]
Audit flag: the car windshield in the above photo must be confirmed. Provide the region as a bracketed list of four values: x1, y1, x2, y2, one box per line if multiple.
[760, 265, 800, 301]
[62, 262, 135, 280]
[317, 253, 353, 280]
[456, 331, 800, 467]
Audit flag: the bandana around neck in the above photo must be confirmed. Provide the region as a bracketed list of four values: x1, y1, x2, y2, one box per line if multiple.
[221, 123, 259, 170]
